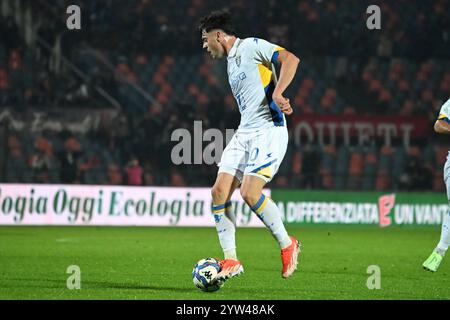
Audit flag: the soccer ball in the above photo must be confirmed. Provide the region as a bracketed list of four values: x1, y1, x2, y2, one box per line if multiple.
[192, 257, 223, 292]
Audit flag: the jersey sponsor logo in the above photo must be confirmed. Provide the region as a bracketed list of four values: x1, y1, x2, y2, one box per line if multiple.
[230, 72, 247, 93]
[229, 72, 248, 112]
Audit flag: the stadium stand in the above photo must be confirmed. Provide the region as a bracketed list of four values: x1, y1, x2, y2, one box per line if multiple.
[0, 0, 449, 191]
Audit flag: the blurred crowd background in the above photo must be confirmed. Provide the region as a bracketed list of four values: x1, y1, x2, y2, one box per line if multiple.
[0, 0, 449, 191]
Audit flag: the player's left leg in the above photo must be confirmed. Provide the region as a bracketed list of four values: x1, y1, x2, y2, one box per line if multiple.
[212, 131, 247, 283]
[435, 210, 450, 256]
[211, 172, 241, 259]
[423, 208, 450, 272]
[212, 173, 245, 283]
[423, 156, 450, 272]
[240, 175, 300, 278]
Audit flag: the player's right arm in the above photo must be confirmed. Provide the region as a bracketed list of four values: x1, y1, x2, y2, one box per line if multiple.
[435, 98, 450, 134]
[434, 117, 450, 134]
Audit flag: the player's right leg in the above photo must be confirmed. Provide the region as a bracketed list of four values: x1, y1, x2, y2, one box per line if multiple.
[423, 155, 450, 272]
[240, 126, 300, 278]
[241, 174, 300, 279]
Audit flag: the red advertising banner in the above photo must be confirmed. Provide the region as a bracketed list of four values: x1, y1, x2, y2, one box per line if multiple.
[290, 114, 431, 147]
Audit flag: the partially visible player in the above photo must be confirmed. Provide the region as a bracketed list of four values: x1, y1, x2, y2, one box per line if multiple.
[423, 97, 450, 272]
[198, 10, 301, 283]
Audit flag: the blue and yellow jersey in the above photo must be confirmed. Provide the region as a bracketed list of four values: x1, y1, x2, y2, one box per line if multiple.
[438, 98, 450, 124]
[227, 37, 286, 130]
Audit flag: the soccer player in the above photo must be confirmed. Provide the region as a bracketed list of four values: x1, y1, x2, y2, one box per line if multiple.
[423, 98, 450, 272]
[198, 10, 301, 282]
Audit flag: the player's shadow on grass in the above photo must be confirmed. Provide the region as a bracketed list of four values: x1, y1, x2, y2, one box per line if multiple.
[6, 278, 192, 292]
[81, 280, 193, 292]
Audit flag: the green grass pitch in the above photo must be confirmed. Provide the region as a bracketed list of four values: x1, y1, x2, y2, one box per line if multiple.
[0, 225, 449, 299]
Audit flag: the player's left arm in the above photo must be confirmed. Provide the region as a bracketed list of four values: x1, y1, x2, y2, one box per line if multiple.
[273, 50, 300, 115]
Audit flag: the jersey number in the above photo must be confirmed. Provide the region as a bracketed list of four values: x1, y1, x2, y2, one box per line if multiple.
[236, 93, 246, 111]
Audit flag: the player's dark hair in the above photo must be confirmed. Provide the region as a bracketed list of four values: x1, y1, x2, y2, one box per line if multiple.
[198, 10, 236, 36]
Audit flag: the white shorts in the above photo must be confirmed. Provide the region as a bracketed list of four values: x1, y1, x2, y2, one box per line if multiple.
[444, 151, 450, 200]
[218, 126, 289, 183]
